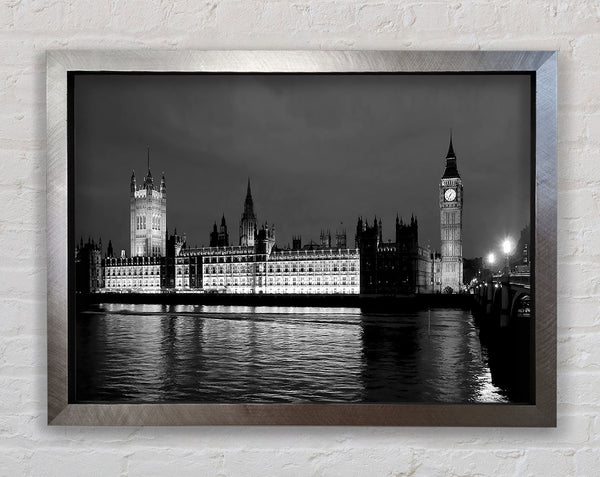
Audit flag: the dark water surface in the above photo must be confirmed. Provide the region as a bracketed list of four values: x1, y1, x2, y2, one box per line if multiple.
[75, 304, 509, 403]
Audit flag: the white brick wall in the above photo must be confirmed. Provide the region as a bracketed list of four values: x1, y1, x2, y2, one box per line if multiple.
[0, 1, 598, 475]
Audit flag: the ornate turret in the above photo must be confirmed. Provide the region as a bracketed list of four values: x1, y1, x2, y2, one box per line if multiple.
[144, 147, 153, 188]
[239, 178, 258, 246]
[219, 214, 229, 247]
[355, 217, 364, 248]
[396, 213, 419, 251]
[320, 229, 332, 248]
[256, 222, 276, 255]
[335, 229, 347, 249]
[292, 235, 302, 250]
[243, 179, 254, 216]
[130, 147, 167, 257]
[130, 170, 136, 195]
[210, 222, 219, 247]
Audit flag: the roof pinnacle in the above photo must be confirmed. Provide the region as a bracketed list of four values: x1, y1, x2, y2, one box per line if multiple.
[442, 131, 460, 179]
[446, 130, 455, 158]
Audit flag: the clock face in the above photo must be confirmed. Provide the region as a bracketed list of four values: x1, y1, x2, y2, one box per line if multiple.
[444, 188, 457, 202]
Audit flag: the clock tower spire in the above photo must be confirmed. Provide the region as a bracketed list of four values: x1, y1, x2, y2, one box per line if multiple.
[439, 133, 463, 293]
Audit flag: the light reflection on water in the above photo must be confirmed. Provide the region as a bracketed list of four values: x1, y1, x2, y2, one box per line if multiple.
[76, 304, 509, 403]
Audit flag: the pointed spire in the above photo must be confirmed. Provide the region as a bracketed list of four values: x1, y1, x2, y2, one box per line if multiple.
[446, 132, 455, 158]
[442, 131, 460, 178]
[221, 214, 226, 227]
[144, 146, 154, 191]
[242, 178, 256, 220]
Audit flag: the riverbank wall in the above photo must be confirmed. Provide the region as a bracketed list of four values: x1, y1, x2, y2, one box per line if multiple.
[79, 292, 473, 310]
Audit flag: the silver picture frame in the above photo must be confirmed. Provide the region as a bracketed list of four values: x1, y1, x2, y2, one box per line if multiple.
[47, 50, 556, 426]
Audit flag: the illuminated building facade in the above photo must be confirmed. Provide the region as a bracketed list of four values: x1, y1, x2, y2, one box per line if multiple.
[103, 255, 163, 292]
[174, 222, 359, 295]
[130, 150, 167, 257]
[91, 147, 457, 295]
[439, 136, 464, 293]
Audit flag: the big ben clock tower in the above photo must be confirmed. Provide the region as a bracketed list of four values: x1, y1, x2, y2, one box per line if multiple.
[439, 135, 463, 293]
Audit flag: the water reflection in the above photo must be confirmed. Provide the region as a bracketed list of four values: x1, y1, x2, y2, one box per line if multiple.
[76, 304, 509, 403]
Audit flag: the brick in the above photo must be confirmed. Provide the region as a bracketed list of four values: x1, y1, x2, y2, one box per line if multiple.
[575, 448, 600, 477]
[558, 145, 600, 191]
[559, 72, 600, 109]
[557, 261, 600, 299]
[0, 335, 44, 376]
[586, 112, 600, 147]
[558, 296, 600, 328]
[559, 371, 600, 409]
[409, 3, 453, 32]
[126, 449, 223, 476]
[0, 186, 45, 228]
[559, 188, 600, 221]
[0, 299, 45, 337]
[560, 110, 588, 145]
[412, 448, 522, 477]
[0, 377, 42, 414]
[356, 3, 402, 34]
[0, 448, 33, 477]
[309, 2, 357, 32]
[30, 450, 122, 477]
[521, 449, 577, 476]
[158, 2, 218, 32]
[452, 1, 502, 34]
[559, 332, 600, 370]
[570, 34, 600, 73]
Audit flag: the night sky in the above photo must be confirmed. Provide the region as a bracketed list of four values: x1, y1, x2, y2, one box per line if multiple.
[73, 73, 531, 258]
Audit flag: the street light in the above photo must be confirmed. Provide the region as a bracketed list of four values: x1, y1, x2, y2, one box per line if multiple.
[487, 252, 496, 266]
[502, 237, 514, 276]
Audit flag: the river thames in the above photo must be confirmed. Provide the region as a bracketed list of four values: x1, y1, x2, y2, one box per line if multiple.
[75, 304, 510, 404]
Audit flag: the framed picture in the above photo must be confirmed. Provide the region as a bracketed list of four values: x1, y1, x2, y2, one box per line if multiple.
[47, 50, 556, 426]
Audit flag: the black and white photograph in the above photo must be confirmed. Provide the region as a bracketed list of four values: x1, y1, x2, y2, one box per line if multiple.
[72, 72, 533, 405]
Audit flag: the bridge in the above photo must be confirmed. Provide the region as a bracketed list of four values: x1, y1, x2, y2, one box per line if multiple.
[470, 272, 531, 327]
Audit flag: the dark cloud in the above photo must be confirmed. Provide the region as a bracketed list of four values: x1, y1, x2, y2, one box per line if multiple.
[74, 73, 530, 257]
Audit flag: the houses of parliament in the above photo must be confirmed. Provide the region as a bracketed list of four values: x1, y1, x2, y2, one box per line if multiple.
[76, 139, 464, 295]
